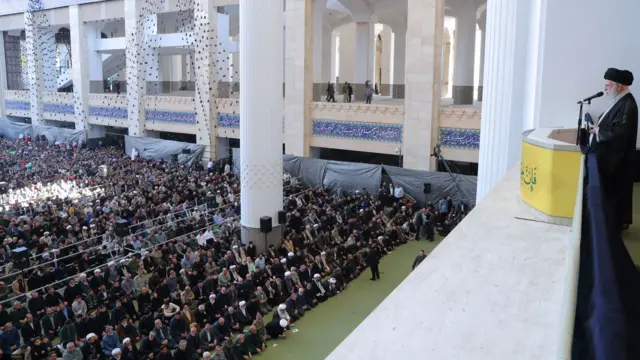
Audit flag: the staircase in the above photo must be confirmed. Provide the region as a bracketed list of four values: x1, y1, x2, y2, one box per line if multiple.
[57, 52, 126, 91]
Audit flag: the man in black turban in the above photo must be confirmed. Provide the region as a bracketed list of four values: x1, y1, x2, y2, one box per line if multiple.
[587, 67, 638, 230]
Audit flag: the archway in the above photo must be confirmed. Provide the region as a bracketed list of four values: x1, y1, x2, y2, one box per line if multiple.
[375, 33, 383, 95]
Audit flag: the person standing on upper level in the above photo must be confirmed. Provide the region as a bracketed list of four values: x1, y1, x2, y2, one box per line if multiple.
[588, 68, 638, 231]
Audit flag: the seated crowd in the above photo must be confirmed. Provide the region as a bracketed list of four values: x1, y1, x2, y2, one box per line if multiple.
[0, 136, 467, 360]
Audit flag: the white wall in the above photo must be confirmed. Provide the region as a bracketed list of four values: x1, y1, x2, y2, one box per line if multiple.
[533, 0, 640, 128]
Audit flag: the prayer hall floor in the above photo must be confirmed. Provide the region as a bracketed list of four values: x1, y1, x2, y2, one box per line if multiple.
[258, 237, 440, 360]
[623, 183, 640, 264]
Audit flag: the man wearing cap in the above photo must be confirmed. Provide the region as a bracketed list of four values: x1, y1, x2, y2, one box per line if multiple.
[588, 67, 638, 230]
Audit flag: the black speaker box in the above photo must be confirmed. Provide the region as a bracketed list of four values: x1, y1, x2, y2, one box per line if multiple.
[115, 219, 129, 237]
[182, 148, 191, 154]
[12, 247, 29, 270]
[171, 154, 179, 163]
[277, 211, 287, 225]
[423, 183, 431, 194]
[260, 216, 273, 233]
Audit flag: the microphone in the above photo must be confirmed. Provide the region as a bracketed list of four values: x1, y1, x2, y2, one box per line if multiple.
[577, 91, 604, 104]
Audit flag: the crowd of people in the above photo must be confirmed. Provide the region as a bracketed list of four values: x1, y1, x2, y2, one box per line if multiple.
[0, 135, 468, 360]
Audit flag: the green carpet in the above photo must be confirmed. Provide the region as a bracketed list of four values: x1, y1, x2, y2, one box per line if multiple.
[257, 238, 441, 360]
[254, 185, 640, 360]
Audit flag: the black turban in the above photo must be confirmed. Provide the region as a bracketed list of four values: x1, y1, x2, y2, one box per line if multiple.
[604, 67, 634, 86]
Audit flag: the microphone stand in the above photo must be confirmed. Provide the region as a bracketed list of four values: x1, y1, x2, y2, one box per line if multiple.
[576, 99, 591, 146]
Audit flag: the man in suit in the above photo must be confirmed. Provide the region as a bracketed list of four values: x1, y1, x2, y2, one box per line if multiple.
[366, 245, 381, 281]
[20, 313, 42, 344]
[413, 209, 425, 240]
[588, 68, 638, 231]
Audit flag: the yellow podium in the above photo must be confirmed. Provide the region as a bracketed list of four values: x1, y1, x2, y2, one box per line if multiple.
[520, 128, 583, 225]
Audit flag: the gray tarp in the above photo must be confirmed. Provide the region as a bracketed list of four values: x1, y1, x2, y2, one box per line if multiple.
[297, 157, 328, 188]
[383, 165, 477, 206]
[0, 117, 31, 139]
[31, 125, 86, 146]
[124, 136, 204, 167]
[323, 160, 382, 196]
[282, 155, 301, 178]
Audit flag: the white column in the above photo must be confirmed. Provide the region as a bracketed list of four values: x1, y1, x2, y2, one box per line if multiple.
[43, 36, 56, 92]
[24, 11, 49, 125]
[452, 3, 476, 105]
[240, 0, 284, 249]
[402, 0, 443, 170]
[392, 28, 405, 98]
[476, 0, 523, 201]
[70, 5, 91, 133]
[312, 0, 325, 82]
[145, 14, 163, 95]
[330, 30, 337, 83]
[124, 0, 147, 136]
[337, 23, 356, 83]
[354, 21, 374, 84]
[285, 0, 313, 156]
[193, 0, 218, 162]
[0, 34, 7, 117]
[322, 24, 332, 82]
[477, 12, 486, 102]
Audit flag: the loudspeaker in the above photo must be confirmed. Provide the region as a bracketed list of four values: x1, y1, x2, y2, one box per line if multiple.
[423, 183, 431, 194]
[12, 247, 29, 270]
[277, 210, 287, 225]
[115, 219, 129, 237]
[182, 148, 191, 154]
[260, 216, 273, 233]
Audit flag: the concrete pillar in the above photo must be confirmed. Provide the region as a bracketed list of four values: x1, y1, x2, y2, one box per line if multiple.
[477, 12, 486, 102]
[285, 0, 313, 156]
[452, 3, 476, 105]
[402, 0, 443, 171]
[311, 0, 326, 100]
[24, 11, 51, 125]
[392, 28, 405, 99]
[0, 35, 7, 117]
[240, 0, 284, 252]
[193, 0, 219, 163]
[377, 25, 392, 96]
[124, 0, 148, 136]
[353, 21, 374, 101]
[330, 29, 337, 83]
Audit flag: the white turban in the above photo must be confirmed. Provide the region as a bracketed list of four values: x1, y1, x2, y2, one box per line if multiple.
[123, 338, 131, 344]
[279, 319, 288, 328]
[280, 258, 287, 264]
[284, 271, 291, 277]
[239, 301, 246, 307]
[112, 349, 121, 356]
[329, 278, 336, 284]
[314, 273, 321, 279]
[288, 252, 294, 257]
[278, 304, 286, 310]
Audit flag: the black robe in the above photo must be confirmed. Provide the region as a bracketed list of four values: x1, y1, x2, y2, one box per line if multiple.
[588, 92, 638, 227]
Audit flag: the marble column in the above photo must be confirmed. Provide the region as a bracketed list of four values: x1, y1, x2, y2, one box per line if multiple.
[476, 0, 522, 201]
[354, 21, 374, 101]
[392, 28, 406, 99]
[124, 0, 148, 136]
[193, 0, 219, 162]
[285, 0, 313, 156]
[240, 0, 284, 252]
[477, 12, 486, 102]
[402, 0, 443, 171]
[452, 3, 476, 105]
